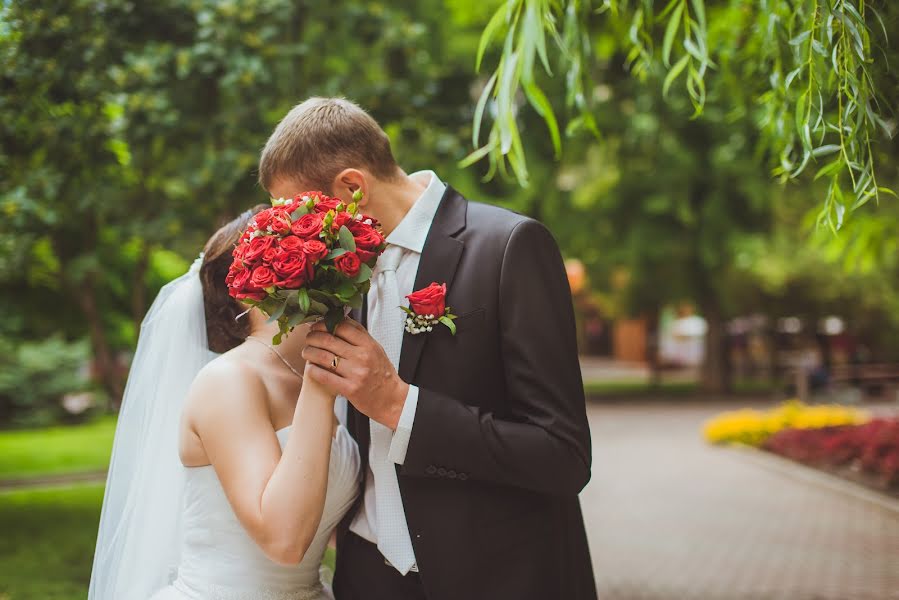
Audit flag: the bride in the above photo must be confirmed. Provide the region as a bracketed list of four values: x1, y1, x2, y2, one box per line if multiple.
[88, 206, 360, 600]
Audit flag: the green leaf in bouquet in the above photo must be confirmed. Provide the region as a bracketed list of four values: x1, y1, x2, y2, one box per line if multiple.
[335, 280, 356, 300]
[282, 290, 300, 306]
[324, 308, 345, 333]
[400, 306, 416, 317]
[272, 330, 284, 346]
[348, 291, 364, 310]
[326, 248, 348, 260]
[290, 203, 310, 220]
[353, 263, 372, 283]
[266, 298, 288, 324]
[297, 288, 310, 313]
[308, 299, 329, 315]
[338, 225, 356, 252]
[286, 310, 308, 329]
[309, 288, 339, 303]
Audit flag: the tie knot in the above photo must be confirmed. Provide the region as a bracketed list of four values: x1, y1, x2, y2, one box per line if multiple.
[377, 245, 403, 273]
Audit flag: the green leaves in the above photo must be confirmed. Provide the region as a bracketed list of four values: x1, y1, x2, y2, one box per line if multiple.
[661, 2, 684, 68]
[338, 225, 356, 252]
[438, 315, 457, 335]
[468, 0, 894, 231]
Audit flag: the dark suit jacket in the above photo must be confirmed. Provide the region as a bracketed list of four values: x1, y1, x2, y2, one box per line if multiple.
[338, 187, 596, 600]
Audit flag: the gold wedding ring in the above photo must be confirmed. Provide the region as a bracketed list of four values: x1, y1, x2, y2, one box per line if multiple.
[330, 355, 341, 371]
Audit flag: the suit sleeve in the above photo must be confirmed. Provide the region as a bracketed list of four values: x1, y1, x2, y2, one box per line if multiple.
[400, 219, 591, 495]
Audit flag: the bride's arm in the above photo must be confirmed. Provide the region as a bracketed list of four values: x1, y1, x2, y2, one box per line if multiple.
[186, 360, 335, 565]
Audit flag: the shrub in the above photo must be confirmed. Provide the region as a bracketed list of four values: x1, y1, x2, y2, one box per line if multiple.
[764, 418, 899, 486]
[702, 400, 868, 447]
[0, 335, 93, 426]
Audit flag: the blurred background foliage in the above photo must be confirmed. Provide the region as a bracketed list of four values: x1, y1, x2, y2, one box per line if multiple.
[0, 0, 897, 423]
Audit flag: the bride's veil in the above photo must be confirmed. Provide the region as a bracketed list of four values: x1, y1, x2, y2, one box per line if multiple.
[89, 255, 217, 599]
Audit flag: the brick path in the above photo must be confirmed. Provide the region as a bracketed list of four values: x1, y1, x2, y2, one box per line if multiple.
[580, 402, 899, 600]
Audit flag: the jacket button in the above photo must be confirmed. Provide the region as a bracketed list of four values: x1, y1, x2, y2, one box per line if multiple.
[458, 473, 469, 481]
[447, 470, 457, 479]
[437, 467, 447, 477]
[425, 465, 437, 475]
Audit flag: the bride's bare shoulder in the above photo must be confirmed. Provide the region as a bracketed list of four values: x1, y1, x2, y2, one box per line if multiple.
[183, 349, 269, 433]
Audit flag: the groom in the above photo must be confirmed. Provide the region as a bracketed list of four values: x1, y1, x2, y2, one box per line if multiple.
[260, 97, 596, 600]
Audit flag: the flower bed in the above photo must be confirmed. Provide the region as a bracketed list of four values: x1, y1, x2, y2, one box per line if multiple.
[702, 400, 868, 447]
[763, 418, 899, 488]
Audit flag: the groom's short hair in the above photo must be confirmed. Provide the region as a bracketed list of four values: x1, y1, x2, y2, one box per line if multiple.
[258, 97, 400, 191]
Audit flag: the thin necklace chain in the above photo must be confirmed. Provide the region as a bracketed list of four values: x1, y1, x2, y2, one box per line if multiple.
[246, 336, 304, 379]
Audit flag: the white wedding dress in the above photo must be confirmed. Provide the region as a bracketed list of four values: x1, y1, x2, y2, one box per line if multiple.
[150, 425, 360, 600]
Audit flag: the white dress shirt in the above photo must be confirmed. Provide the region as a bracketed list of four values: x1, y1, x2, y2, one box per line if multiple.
[348, 171, 447, 559]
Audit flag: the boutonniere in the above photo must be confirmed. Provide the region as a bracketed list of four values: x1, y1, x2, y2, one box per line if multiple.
[401, 282, 457, 335]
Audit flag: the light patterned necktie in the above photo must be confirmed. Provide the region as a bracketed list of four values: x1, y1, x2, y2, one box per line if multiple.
[367, 245, 417, 574]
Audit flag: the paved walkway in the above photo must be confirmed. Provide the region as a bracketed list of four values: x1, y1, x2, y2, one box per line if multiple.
[0, 469, 107, 492]
[580, 402, 899, 600]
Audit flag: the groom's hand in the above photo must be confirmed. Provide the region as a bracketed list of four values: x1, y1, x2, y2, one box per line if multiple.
[302, 319, 408, 430]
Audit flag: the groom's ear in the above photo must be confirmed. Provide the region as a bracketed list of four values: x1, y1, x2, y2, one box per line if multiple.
[332, 168, 368, 207]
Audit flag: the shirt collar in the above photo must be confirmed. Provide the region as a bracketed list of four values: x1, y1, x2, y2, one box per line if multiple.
[385, 170, 446, 254]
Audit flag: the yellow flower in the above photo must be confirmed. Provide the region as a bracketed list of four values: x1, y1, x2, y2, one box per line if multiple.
[702, 400, 867, 446]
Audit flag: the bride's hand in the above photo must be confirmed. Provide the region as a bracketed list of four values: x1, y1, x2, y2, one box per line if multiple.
[302, 358, 338, 399]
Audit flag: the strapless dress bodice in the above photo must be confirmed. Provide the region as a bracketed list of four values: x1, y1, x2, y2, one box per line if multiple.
[150, 425, 359, 600]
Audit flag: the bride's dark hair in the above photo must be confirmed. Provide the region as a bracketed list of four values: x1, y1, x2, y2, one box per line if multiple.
[200, 204, 269, 353]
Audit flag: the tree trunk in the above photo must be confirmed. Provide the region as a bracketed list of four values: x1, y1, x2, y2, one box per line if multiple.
[76, 274, 124, 407]
[132, 241, 151, 330]
[700, 299, 731, 394]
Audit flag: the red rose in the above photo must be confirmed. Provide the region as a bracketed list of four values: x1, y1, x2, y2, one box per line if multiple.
[278, 235, 304, 253]
[226, 258, 245, 285]
[359, 214, 380, 228]
[253, 209, 273, 230]
[250, 265, 278, 289]
[350, 225, 384, 250]
[356, 247, 378, 263]
[243, 235, 276, 263]
[313, 196, 342, 213]
[233, 243, 248, 262]
[269, 209, 292, 235]
[334, 252, 361, 278]
[284, 195, 312, 214]
[302, 239, 328, 262]
[330, 212, 352, 231]
[295, 191, 324, 205]
[261, 242, 279, 264]
[291, 213, 324, 239]
[229, 269, 265, 301]
[272, 250, 312, 288]
[406, 282, 446, 317]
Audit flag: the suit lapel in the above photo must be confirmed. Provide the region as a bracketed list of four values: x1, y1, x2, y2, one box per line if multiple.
[397, 187, 467, 383]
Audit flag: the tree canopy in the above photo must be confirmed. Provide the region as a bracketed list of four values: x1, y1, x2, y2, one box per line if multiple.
[471, 0, 898, 231]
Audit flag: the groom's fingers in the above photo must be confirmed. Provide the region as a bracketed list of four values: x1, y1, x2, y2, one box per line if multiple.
[305, 331, 356, 359]
[311, 320, 368, 345]
[301, 346, 344, 374]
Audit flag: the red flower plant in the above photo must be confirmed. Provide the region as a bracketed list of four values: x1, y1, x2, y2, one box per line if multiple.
[402, 282, 457, 335]
[227, 190, 386, 342]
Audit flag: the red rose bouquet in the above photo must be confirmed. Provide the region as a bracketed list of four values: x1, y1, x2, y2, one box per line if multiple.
[227, 190, 386, 343]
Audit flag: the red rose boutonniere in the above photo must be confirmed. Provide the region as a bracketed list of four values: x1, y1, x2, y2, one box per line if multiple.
[402, 282, 457, 335]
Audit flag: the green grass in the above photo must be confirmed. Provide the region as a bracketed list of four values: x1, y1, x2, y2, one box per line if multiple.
[0, 484, 104, 600]
[0, 483, 337, 600]
[584, 380, 698, 397]
[0, 416, 116, 480]
[583, 378, 777, 398]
